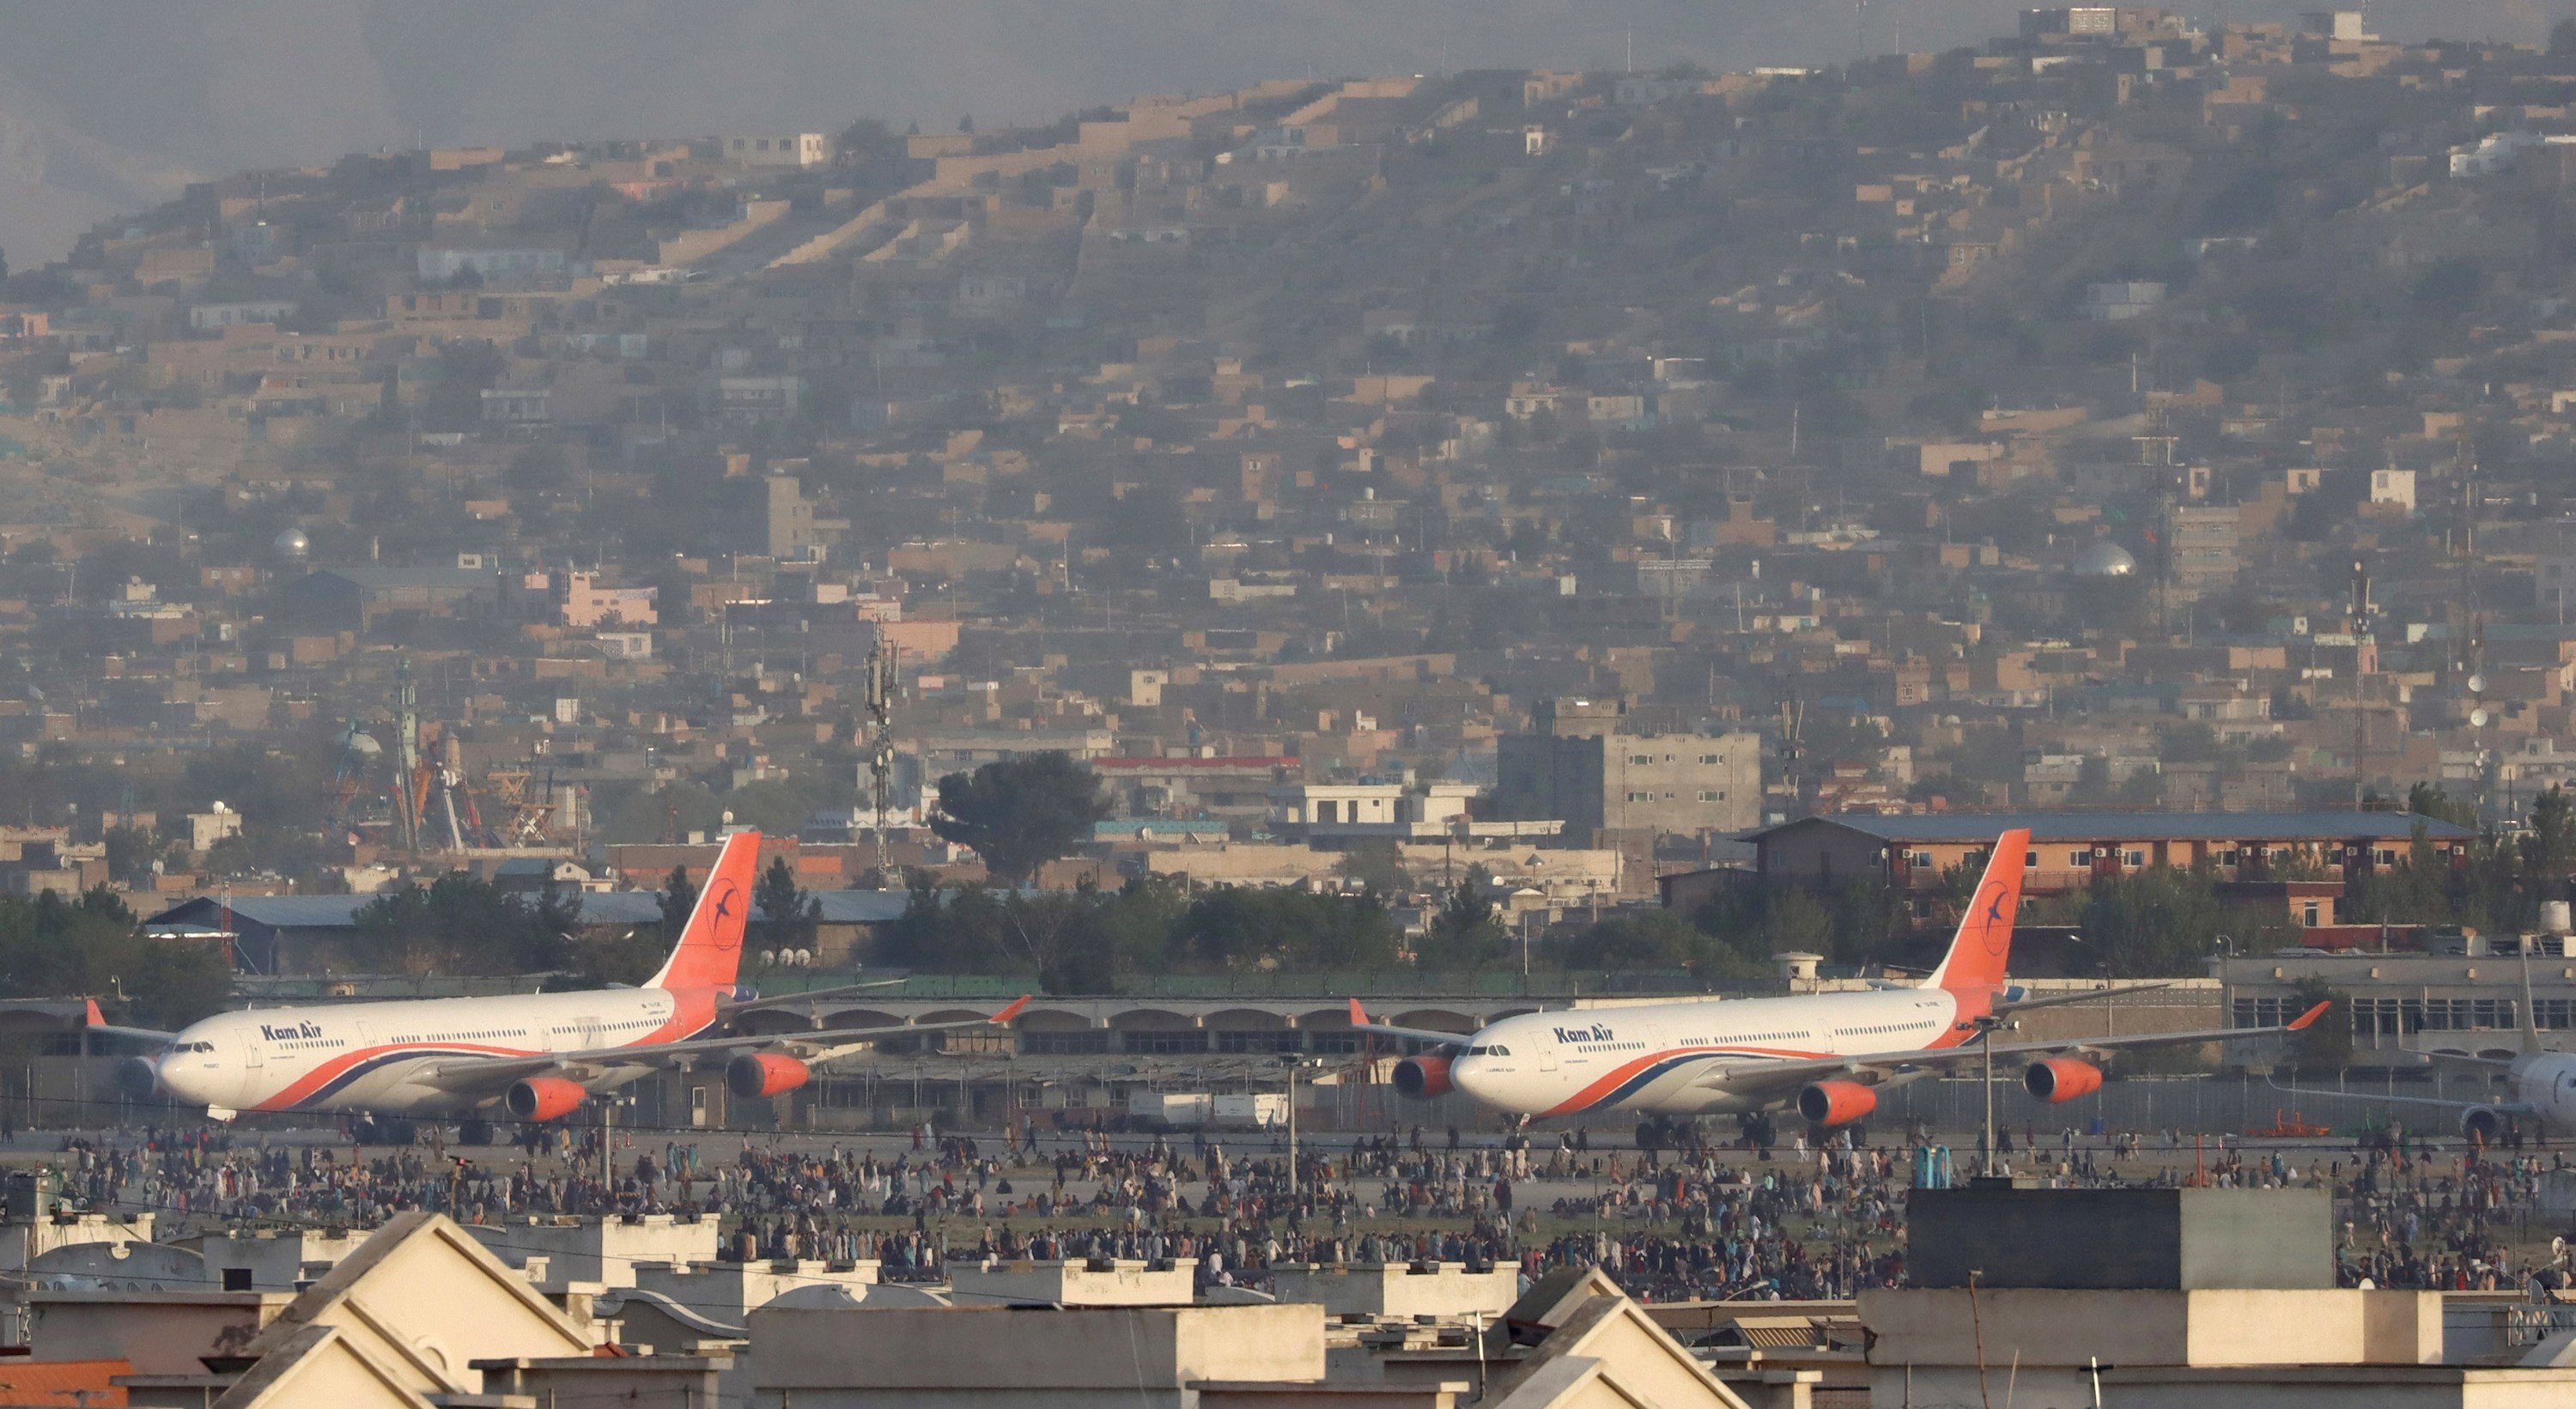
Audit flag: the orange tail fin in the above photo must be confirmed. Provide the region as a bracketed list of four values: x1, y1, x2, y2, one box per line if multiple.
[1923, 828, 2030, 999]
[648, 830, 762, 992]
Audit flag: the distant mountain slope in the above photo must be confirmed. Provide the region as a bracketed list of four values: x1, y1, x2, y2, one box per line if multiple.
[0, 0, 2537, 264]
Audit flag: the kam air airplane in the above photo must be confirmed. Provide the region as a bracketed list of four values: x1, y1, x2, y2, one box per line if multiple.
[112, 831, 1024, 1133]
[1353, 829, 2330, 1139]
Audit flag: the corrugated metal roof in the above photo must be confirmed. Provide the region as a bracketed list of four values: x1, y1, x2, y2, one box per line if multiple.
[1753, 811, 2476, 843]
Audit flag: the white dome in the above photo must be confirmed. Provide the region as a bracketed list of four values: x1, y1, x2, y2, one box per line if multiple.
[2072, 541, 2137, 579]
[273, 527, 311, 561]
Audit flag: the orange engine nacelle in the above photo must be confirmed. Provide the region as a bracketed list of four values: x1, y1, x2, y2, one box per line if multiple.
[1393, 1054, 1454, 1100]
[504, 1076, 588, 1121]
[726, 1053, 812, 1100]
[1795, 1079, 1879, 1127]
[2024, 1058, 2105, 1103]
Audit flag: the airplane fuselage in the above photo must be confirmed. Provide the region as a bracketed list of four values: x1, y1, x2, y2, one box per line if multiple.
[155, 986, 714, 1117]
[1448, 987, 1971, 1118]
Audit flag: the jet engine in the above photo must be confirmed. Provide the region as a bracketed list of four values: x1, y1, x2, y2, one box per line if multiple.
[1795, 1079, 1879, 1127]
[726, 1053, 812, 1100]
[2460, 1105, 2508, 1145]
[2023, 1058, 2105, 1103]
[113, 1057, 161, 1102]
[1393, 1054, 1454, 1099]
[504, 1076, 588, 1121]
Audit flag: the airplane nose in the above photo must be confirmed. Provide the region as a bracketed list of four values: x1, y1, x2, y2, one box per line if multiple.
[1450, 1055, 1496, 1103]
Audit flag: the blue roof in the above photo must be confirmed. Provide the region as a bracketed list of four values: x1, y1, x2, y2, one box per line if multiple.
[1753, 811, 2477, 844]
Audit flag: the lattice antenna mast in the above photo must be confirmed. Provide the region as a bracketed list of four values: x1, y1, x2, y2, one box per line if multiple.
[864, 640, 899, 884]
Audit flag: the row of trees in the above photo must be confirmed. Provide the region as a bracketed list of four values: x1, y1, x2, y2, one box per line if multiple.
[878, 878, 1404, 993]
[0, 890, 231, 1029]
[337, 856, 828, 988]
[874, 867, 1882, 993]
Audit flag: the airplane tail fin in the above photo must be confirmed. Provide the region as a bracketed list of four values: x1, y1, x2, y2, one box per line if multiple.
[648, 830, 762, 993]
[1922, 829, 2031, 1000]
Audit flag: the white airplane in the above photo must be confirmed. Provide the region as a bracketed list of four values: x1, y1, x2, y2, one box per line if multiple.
[112, 831, 1025, 1130]
[1352, 829, 2330, 1137]
[2271, 954, 2576, 1144]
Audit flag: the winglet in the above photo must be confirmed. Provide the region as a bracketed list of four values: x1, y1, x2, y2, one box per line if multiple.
[990, 995, 1030, 1025]
[1348, 997, 1372, 1027]
[2286, 1000, 2331, 1032]
[83, 998, 105, 1028]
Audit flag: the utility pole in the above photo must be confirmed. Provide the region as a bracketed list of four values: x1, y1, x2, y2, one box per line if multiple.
[1975, 1014, 2004, 1173]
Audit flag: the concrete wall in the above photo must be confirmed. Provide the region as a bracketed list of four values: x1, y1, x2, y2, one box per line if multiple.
[29, 1290, 289, 1373]
[1267, 1262, 1519, 1320]
[631, 1258, 879, 1323]
[750, 1303, 1327, 1405]
[465, 1215, 720, 1288]
[948, 1258, 1197, 1307]
[1907, 1187, 2331, 1291]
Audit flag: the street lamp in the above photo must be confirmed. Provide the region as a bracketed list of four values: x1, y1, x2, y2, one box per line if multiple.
[1279, 1054, 1322, 1198]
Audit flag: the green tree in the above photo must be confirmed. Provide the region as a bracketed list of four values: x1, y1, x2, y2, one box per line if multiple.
[349, 873, 574, 976]
[2406, 782, 2478, 829]
[2287, 976, 2351, 1072]
[1417, 875, 1509, 970]
[752, 855, 820, 958]
[657, 865, 699, 943]
[2076, 869, 2232, 976]
[1335, 842, 1409, 896]
[568, 927, 666, 988]
[930, 753, 1110, 884]
[100, 826, 161, 888]
[1558, 909, 1698, 969]
[997, 887, 1117, 993]
[0, 889, 229, 1029]
[2523, 785, 2576, 894]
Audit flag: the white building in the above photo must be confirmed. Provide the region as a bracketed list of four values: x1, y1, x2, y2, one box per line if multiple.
[2081, 281, 2167, 320]
[416, 246, 568, 282]
[189, 301, 299, 330]
[724, 133, 832, 167]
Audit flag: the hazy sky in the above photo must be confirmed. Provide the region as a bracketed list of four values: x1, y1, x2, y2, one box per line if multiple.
[0, 0, 2557, 263]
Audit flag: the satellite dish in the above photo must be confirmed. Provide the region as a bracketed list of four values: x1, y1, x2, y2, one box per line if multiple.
[2470, 708, 2491, 728]
[2467, 673, 2488, 694]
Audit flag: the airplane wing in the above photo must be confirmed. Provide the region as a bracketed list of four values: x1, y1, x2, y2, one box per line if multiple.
[1345, 998, 1474, 1048]
[1694, 1001, 2332, 1097]
[719, 978, 910, 1017]
[419, 996, 1030, 1095]
[83, 998, 177, 1046]
[2264, 1075, 2526, 1115]
[1996, 981, 2178, 1014]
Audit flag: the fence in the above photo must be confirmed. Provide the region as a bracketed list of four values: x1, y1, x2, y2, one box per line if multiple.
[748, 970, 1735, 1000]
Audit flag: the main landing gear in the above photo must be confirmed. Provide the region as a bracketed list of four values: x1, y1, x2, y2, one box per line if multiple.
[347, 1115, 419, 1146]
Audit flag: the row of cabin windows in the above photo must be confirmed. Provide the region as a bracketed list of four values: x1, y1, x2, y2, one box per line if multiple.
[2245, 997, 2563, 1035]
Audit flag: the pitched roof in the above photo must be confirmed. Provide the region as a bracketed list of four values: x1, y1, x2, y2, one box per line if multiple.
[1752, 811, 2476, 844]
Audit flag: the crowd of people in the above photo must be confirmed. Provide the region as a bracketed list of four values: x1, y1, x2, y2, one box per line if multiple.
[37, 1117, 2576, 1303]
